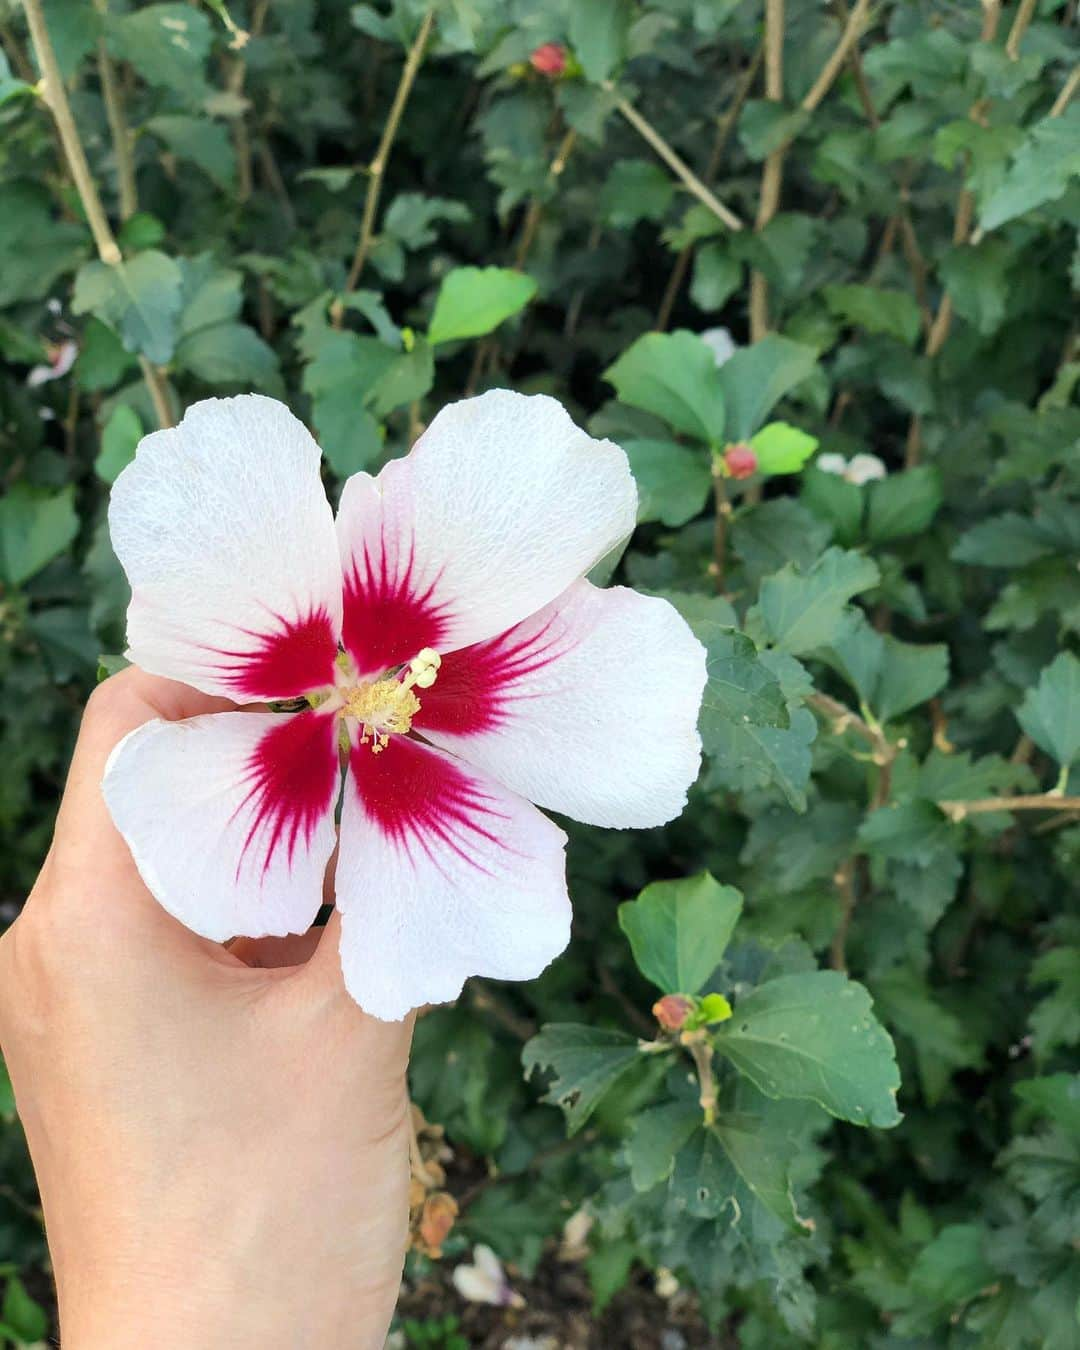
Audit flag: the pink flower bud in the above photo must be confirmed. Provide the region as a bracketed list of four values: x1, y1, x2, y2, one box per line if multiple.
[653, 993, 693, 1031]
[530, 42, 567, 77]
[724, 443, 758, 480]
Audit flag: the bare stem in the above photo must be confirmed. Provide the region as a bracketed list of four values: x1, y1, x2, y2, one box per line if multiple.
[96, 40, 137, 219]
[228, 0, 270, 203]
[1050, 63, 1080, 117]
[338, 8, 435, 312]
[23, 0, 173, 427]
[1005, 0, 1037, 58]
[712, 468, 731, 594]
[749, 0, 785, 343]
[605, 83, 744, 232]
[829, 858, 857, 972]
[939, 795, 1080, 820]
[801, 0, 873, 113]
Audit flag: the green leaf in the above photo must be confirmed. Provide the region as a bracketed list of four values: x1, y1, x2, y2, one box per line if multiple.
[623, 439, 711, 526]
[824, 615, 949, 722]
[107, 3, 212, 98]
[0, 181, 87, 309]
[72, 251, 184, 364]
[699, 629, 790, 752]
[0, 1276, 47, 1344]
[691, 245, 742, 311]
[909, 1224, 995, 1310]
[716, 972, 901, 1127]
[585, 1239, 637, 1314]
[175, 322, 281, 391]
[870, 967, 983, 1104]
[0, 485, 79, 587]
[713, 1113, 804, 1230]
[146, 115, 235, 188]
[569, 0, 631, 83]
[626, 1099, 702, 1190]
[703, 704, 818, 812]
[427, 266, 537, 345]
[75, 318, 137, 393]
[718, 334, 818, 441]
[0, 1055, 14, 1120]
[522, 1024, 641, 1135]
[857, 800, 953, 865]
[94, 404, 142, 484]
[366, 339, 435, 418]
[738, 101, 810, 160]
[952, 511, 1062, 567]
[302, 331, 395, 475]
[751, 546, 880, 655]
[866, 466, 943, 542]
[750, 422, 819, 476]
[801, 463, 865, 546]
[939, 239, 1011, 336]
[604, 330, 727, 443]
[600, 159, 674, 227]
[669, 1124, 737, 1219]
[825, 284, 922, 347]
[1016, 652, 1080, 772]
[0, 51, 31, 106]
[618, 873, 743, 995]
[979, 106, 1080, 232]
[1015, 1074, 1080, 1138]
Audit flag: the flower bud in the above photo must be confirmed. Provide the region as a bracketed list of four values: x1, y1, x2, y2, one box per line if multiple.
[653, 993, 693, 1031]
[724, 443, 758, 480]
[530, 42, 568, 77]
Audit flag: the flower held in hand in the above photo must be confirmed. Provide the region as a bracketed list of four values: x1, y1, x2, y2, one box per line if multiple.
[102, 392, 705, 1019]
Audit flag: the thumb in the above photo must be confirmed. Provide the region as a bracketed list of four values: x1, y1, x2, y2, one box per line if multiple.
[296, 908, 417, 1073]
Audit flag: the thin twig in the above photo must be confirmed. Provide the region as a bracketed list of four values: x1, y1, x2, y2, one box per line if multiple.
[829, 859, 857, 972]
[655, 43, 763, 331]
[1005, 0, 1038, 58]
[336, 7, 435, 316]
[1050, 63, 1080, 117]
[96, 39, 137, 219]
[604, 82, 744, 232]
[801, 0, 873, 113]
[228, 0, 270, 203]
[939, 795, 1080, 820]
[23, 0, 173, 428]
[711, 469, 731, 594]
[0, 18, 35, 81]
[749, 0, 785, 343]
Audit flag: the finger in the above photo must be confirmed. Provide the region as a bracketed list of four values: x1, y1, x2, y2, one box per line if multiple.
[40, 668, 234, 931]
[226, 844, 339, 969]
[292, 910, 416, 1068]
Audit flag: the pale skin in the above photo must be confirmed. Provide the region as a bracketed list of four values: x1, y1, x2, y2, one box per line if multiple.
[0, 668, 415, 1349]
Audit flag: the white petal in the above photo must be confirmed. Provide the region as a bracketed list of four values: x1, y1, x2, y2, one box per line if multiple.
[109, 395, 343, 700]
[414, 581, 705, 828]
[815, 452, 847, 477]
[846, 452, 888, 485]
[102, 710, 339, 941]
[336, 390, 637, 672]
[332, 734, 571, 1021]
[701, 326, 737, 367]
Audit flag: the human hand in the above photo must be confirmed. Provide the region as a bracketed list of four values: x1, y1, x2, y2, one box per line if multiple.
[0, 668, 414, 1350]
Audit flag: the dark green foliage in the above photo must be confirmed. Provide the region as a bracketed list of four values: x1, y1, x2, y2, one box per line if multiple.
[1, 0, 1078, 1343]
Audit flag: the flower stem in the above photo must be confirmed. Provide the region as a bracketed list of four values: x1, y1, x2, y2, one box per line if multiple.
[687, 1037, 718, 1125]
